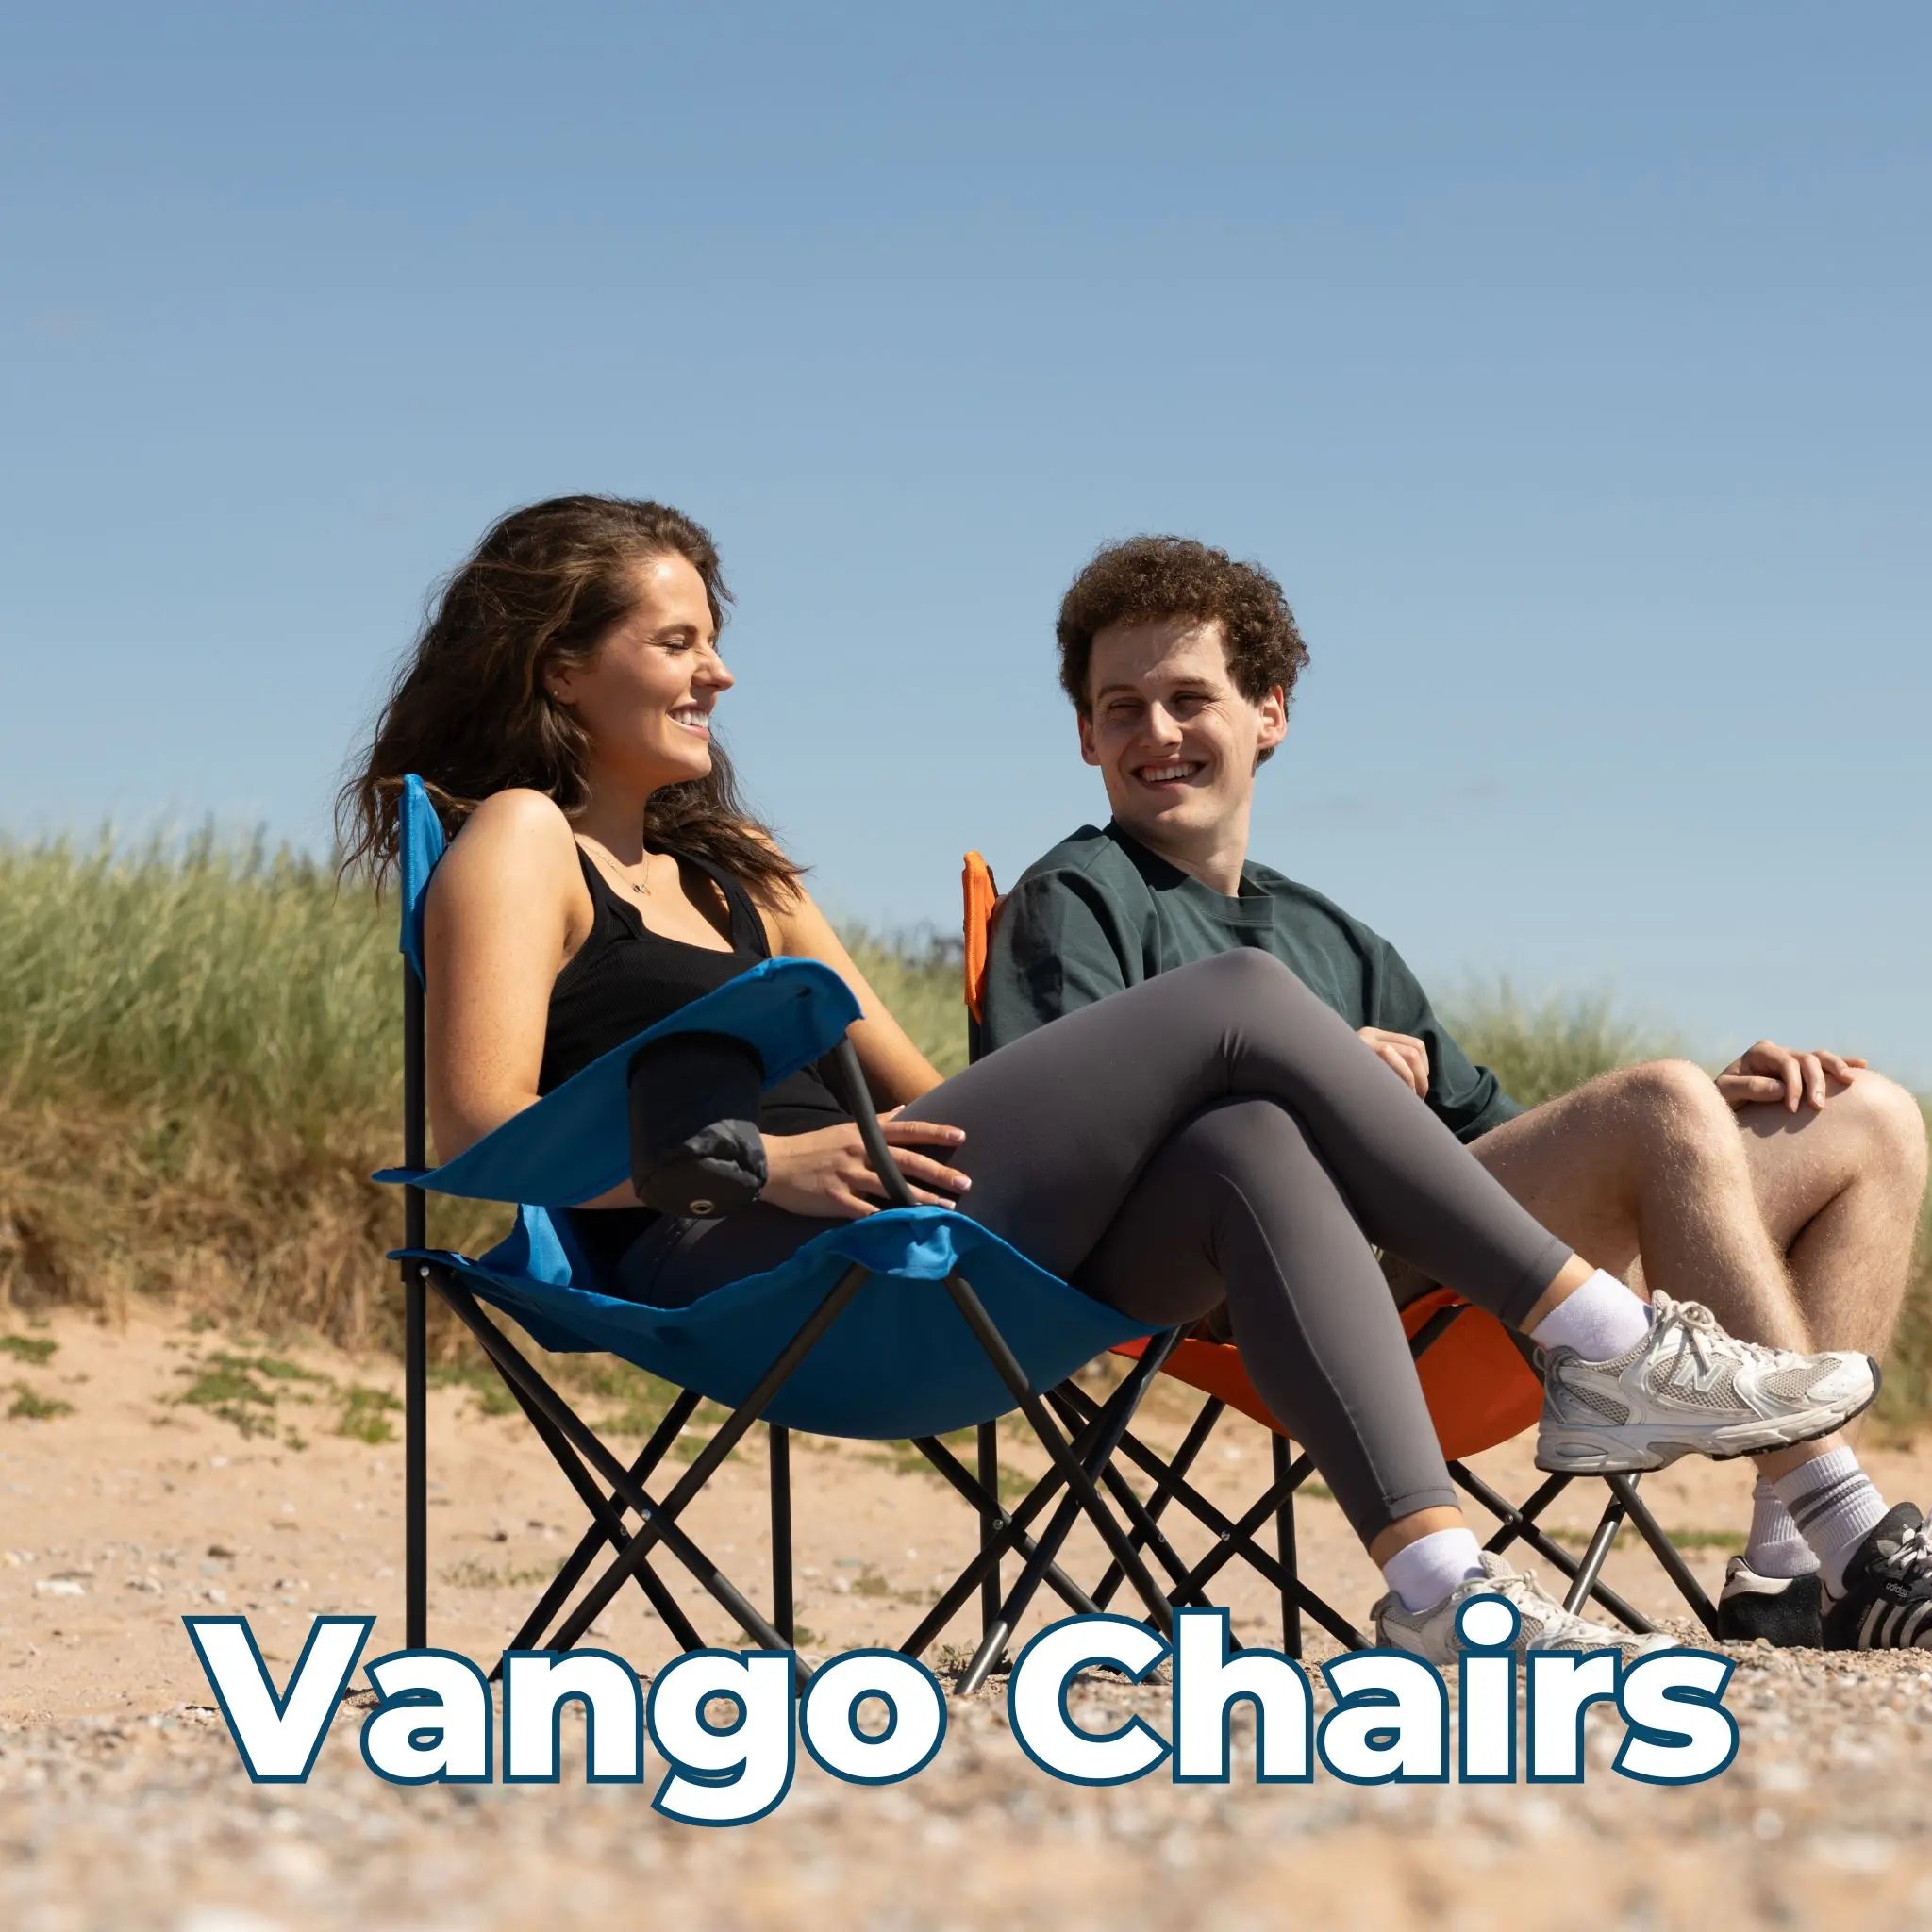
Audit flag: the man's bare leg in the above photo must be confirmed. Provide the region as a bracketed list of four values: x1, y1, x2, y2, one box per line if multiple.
[1443, 1059, 1926, 1366]
[1731, 1074, 1927, 1364]
[1457, 1058, 1816, 1352]
[1391, 1058, 1927, 1621]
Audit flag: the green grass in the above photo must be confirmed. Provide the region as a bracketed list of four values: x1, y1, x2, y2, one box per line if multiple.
[426, 1359, 520, 1418]
[1542, 1524, 1747, 1555]
[0, 835, 1924, 1423]
[1441, 980, 1684, 1109]
[8, 1381, 73, 1421]
[167, 1346, 394, 1448]
[172, 1350, 328, 1441]
[175, 1355, 286, 1434]
[0, 832, 397, 1149]
[337, 1383, 402, 1444]
[838, 926, 968, 1080]
[440, 1557, 556, 1591]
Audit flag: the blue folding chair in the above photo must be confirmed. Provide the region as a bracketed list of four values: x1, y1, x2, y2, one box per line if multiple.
[377, 776, 1191, 1690]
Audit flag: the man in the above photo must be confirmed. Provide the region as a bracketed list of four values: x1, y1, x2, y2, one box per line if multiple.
[981, 535, 1931, 1648]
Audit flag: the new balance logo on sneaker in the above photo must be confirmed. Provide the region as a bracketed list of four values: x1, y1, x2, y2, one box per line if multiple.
[1535, 1291, 1879, 1475]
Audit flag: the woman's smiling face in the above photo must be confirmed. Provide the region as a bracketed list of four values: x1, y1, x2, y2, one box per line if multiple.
[544, 550, 734, 793]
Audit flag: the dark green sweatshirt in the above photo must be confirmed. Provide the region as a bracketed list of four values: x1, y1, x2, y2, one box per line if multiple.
[980, 822, 1521, 1143]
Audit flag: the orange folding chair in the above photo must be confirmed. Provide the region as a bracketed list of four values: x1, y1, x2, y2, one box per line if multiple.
[961, 851, 1721, 1653]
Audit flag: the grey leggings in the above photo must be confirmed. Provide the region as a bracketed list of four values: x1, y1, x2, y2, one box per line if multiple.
[618, 951, 1572, 1543]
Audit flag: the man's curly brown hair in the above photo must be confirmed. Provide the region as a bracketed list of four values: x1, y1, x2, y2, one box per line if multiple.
[1057, 537, 1309, 762]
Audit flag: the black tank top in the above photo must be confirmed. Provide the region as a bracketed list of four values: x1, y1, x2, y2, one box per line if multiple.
[541, 841, 851, 1124]
[541, 841, 852, 1281]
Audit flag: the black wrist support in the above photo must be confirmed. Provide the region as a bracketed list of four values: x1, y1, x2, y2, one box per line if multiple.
[625, 1032, 769, 1217]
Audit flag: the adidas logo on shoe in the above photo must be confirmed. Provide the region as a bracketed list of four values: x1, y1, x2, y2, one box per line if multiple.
[1824, 1503, 1932, 1651]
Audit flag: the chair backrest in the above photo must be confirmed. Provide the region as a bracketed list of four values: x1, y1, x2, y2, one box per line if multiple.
[960, 851, 1002, 1025]
[393, 774, 450, 1247]
[961, 850, 1008, 1065]
[397, 774, 449, 985]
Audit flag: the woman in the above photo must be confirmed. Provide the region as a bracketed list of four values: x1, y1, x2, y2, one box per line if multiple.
[340, 495, 1879, 1665]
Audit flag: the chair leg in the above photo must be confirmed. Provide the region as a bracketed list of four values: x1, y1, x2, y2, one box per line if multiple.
[953, 1323, 1184, 1696]
[770, 1425, 794, 1646]
[503, 1386, 705, 1655]
[943, 1277, 1178, 1645]
[533, 1263, 874, 1664]
[905, 1435, 1108, 1638]
[434, 1271, 808, 1665]
[904, 1337, 1174, 1684]
[1045, 1390, 1224, 1609]
[498, 1390, 708, 1661]
[976, 1421, 1001, 1651]
[1090, 1395, 1225, 1612]
[1563, 1484, 1629, 1615]
[957, 1475, 1109, 1696]
[1273, 1435, 1301, 1660]
[1058, 1385, 1365, 1649]
[458, 1307, 708, 1660]
[1607, 1474, 1721, 1636]
[404, 1261, 428, 1651]
[1450, 1461, 1654, 1634]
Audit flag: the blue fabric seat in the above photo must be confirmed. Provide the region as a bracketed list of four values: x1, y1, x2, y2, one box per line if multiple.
[376, 775, 1151, 1441]
[395, 1202, 1144, 1441]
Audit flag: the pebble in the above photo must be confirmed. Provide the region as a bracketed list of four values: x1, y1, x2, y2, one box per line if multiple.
[6, 1572, 1932, 1928]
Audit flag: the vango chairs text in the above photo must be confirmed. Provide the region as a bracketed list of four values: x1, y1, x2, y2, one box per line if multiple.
[377, 776, 1203, 1692]
[962, 852, 1722, 1655]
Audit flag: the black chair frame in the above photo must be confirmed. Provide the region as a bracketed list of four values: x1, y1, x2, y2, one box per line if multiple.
[398, 965, 1197, 1690]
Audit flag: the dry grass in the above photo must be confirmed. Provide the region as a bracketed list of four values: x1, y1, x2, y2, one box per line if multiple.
[0, 837, 1924, 1412]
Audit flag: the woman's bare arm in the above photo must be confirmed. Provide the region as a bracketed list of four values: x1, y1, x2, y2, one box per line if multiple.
[421, 789, 587, 1161]
[762, 884, 949, 1107]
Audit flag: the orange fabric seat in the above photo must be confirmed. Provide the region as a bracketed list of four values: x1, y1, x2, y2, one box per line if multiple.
[962, 849, 1541, 1464]
[1112, 1289, 1541, 1464]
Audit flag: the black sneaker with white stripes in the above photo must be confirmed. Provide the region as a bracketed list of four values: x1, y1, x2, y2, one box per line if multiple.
[1717, 1559, 1824, 1647]
[1823, 1503, 1932, 1650]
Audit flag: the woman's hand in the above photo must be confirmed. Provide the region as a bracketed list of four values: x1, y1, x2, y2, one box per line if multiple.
[761, 1111, 971, 1218]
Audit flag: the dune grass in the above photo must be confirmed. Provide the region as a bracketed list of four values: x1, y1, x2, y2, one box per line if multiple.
[1440, 981, 1683, 1110]
[0, 835, 1924, 1418]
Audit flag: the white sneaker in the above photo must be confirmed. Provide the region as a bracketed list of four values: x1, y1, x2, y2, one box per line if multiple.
[1374, 1553, 1672, 1666]
[1536, 1291, 1877, 1475]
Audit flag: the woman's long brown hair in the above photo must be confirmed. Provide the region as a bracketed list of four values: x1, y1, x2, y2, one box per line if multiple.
[336, 495, 802, 906]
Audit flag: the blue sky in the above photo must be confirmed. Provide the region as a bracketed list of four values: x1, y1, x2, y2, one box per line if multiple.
[4, 3, 1927, 1079]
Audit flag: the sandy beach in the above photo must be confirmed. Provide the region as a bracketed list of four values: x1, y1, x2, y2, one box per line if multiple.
[3, 1307, 1931, 1929]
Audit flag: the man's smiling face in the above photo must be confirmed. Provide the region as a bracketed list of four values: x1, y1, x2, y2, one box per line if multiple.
[1078, 614, 1287, 851]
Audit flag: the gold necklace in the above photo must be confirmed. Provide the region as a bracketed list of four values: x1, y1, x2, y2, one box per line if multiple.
[579, 836, 658, 900]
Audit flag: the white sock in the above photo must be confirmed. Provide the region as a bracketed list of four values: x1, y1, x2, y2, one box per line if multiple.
[1771, 1448, 1888, 1596]
[1382, 1526, 1486, 1614]
[1528, 1268, 1653, 1363]
[1743, 1478, 1820, 1579]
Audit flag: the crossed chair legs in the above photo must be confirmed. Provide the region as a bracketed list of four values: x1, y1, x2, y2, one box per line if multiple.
[1059, 1306, 1723, 1654]
[402, 1259, 1723, 1712]
[404, 1258, 1195, 1692]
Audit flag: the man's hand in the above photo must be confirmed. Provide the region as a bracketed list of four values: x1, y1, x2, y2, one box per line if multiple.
[1716, 1040, 1868, 1114]
[1357, 1027, 1430, 1099]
